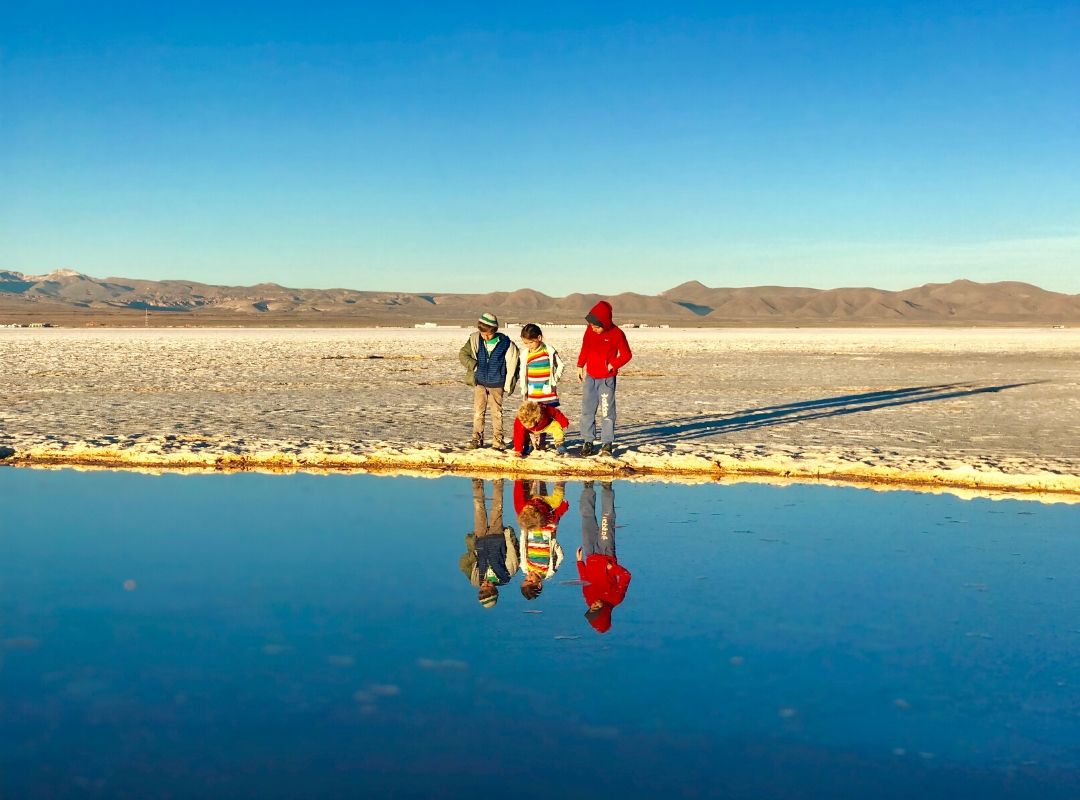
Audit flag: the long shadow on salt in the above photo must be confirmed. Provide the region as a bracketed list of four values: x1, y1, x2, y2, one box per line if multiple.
[618, 381, 1043, 446]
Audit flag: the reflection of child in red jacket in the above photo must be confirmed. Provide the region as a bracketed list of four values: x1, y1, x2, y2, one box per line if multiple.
[577, 481, 631, 633]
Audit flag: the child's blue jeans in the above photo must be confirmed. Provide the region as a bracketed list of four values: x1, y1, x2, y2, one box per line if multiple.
[581, 376, 617, 444]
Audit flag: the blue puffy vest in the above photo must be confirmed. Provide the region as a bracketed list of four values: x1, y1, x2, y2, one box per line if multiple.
[475, 334, 510, 388]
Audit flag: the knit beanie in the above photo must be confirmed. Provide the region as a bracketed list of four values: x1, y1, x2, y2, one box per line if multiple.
[479, 591, 498, 608]
[478, 312, 499, 329]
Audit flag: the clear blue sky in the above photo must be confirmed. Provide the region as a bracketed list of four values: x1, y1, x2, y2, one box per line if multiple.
[2, 1, 1078, 293]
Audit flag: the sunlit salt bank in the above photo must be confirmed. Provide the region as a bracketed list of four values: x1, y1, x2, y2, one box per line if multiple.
[3, 326, 1079, 496]
[1, 467, 1078, 799]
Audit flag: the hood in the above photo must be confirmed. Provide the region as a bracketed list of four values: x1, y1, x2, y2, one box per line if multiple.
[585, 301, 613, 330]
[585, 601, 613, 633]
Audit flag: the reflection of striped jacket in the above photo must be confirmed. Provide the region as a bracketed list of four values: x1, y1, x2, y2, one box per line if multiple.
[518, 343, 564, 404]
[514, 482, 567, 579]
[518, 529, 565, 579]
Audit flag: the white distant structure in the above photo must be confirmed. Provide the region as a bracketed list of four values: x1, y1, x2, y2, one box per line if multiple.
[414, 322, 438, 328]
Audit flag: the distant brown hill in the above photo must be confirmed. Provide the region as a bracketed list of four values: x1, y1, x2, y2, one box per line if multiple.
[659, 279, 1080, 323]
[1, 270, 1078, 326]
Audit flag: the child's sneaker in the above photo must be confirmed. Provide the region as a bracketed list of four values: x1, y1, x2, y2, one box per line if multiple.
[599, 443, 614, 458]
[580, 442, 596, 457]
[467, 433, 483, 449]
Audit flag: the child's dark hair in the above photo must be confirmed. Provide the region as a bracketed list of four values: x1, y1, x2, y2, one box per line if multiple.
[520, 323, 542, 340]
[478, 321, 497, 334]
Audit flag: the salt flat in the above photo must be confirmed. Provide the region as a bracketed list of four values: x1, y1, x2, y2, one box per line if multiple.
[1, 327, 1078, 498]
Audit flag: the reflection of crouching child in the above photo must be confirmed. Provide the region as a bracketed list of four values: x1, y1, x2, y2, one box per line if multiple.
[513, 401, 569, 456]
[459, 479, 519, 608]
[577, 481, 631, 633]
[514, 479, 567, 600]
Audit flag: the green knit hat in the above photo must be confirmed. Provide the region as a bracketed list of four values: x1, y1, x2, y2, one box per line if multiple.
[478, 312, 499, 329]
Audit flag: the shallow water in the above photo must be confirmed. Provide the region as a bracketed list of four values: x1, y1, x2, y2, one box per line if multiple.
[1, 468, 1078, 799]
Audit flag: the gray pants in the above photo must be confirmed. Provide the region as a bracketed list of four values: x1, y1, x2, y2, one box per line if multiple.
[581, 482, 616, 558]
[581, 376, 617, 445]
[472, 385, 505, 441]
[472, 478, 505, 537]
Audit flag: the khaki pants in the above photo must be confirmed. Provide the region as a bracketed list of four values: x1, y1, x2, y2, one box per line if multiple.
[473, 385, 505, 441]
[472, 478, 505, 537]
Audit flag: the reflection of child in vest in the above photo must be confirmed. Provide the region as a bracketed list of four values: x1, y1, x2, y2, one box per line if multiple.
[577, 481, 631, 633]
[514, 480, 567, 600]
[459, 479, 519, 608]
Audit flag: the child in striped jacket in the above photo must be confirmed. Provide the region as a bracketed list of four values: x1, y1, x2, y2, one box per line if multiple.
[518, 324, 565, 407]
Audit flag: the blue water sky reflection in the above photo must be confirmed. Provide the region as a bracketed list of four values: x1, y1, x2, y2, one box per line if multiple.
[1, 468, 1078, 798]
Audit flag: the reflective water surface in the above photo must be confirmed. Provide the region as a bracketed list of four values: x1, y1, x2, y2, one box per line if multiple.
[1, 469, 1078, 799]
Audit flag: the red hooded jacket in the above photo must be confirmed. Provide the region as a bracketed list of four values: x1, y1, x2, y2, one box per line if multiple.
[577, 554, 632, 633]
[577, 301, 632, 380]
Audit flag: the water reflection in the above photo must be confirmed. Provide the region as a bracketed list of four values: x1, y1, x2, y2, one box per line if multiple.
[515, 479, 568, 600]
[461, 479, 634, 631]
[460, 478, 518, 608]
[577, 481, 632, 633]
[2, 469, 1079, 799]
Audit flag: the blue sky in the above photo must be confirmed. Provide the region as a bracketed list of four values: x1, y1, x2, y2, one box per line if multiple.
[2, 1, 1078, 293]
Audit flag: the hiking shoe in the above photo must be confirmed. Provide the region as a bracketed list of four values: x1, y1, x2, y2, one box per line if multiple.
[599, 443, 614, 458]
[580, 442, 596, 457]
[467, 433, 483, 450]
[491, 437, 507, 451]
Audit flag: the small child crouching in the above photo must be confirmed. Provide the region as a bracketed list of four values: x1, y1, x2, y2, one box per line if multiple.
[513, 401, 570, 456]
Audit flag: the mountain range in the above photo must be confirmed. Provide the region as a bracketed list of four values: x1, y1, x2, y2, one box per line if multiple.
[2, 269, 1078, 326]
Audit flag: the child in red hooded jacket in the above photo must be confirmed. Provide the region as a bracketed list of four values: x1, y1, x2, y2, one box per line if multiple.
[577, 481, 631, 634]
[576, 300, 632, 457]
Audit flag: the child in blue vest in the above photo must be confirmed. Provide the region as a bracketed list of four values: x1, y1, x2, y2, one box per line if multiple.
[459, 312, 520, 449]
